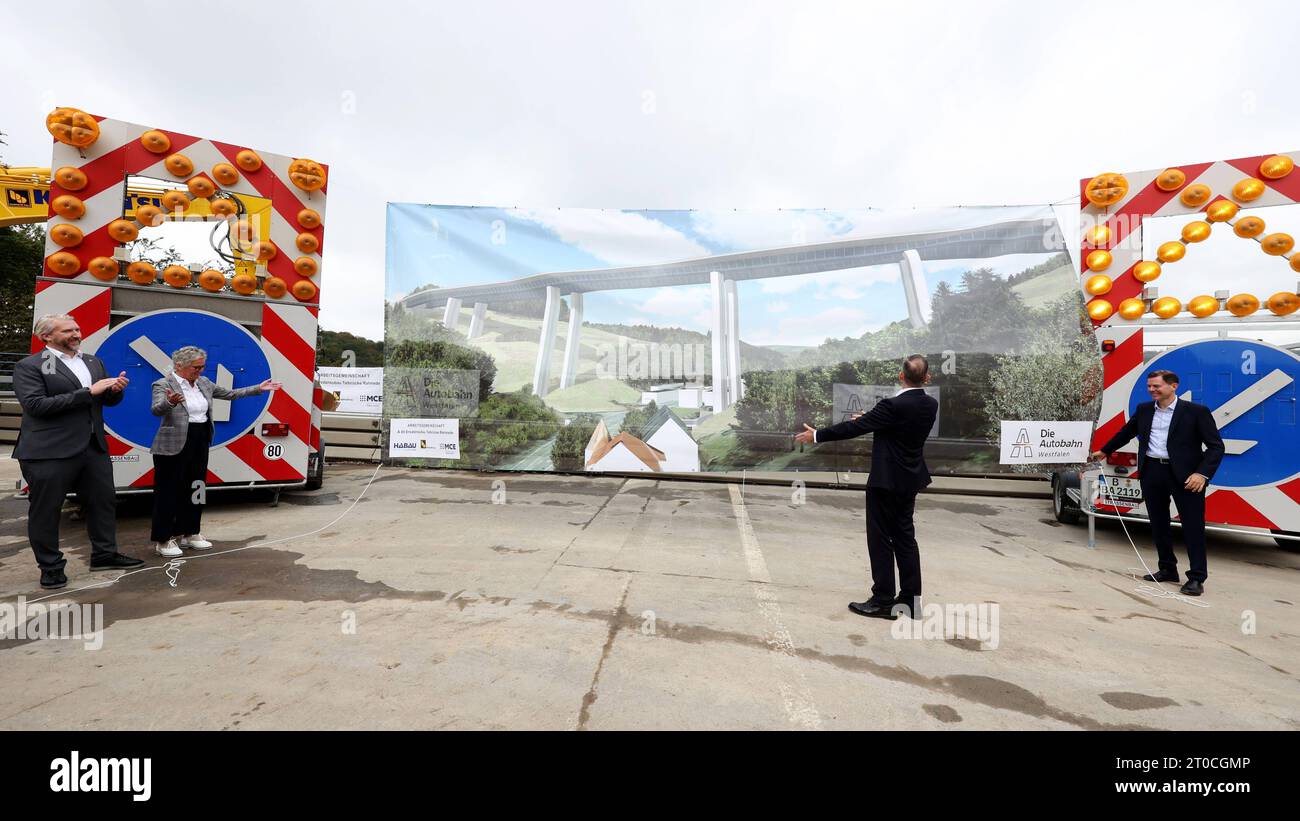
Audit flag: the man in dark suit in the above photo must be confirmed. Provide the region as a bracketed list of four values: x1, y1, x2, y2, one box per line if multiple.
[796, 355, 939, 620]
[13, 314, 144, 589]
[1090, 369, 1224, 596]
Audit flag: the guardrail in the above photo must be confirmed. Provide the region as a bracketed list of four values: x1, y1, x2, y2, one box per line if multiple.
[0, 396, 17, 446]
[0, 402, 1046, 496]
[0, 352, 21, 395]
[0, 397, 381, 461]
[320, 413, 381, 461]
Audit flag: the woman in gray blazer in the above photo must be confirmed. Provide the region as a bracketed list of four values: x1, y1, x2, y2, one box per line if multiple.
[149, 346, 280, 557]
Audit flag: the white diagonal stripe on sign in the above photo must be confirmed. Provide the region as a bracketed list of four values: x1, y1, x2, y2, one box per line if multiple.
[128, 335, 174, 376]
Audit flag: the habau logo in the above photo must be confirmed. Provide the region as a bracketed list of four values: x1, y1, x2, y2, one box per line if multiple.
[50, 751, 151, 802]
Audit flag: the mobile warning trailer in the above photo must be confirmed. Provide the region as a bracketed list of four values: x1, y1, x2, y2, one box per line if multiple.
[1053, 151, 1300, 551]
[29, 108, 329, 493]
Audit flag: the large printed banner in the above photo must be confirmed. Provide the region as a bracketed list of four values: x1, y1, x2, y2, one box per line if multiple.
[383, 205, 1099, 475]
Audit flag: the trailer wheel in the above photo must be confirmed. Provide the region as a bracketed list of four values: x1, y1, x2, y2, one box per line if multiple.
[1052, 472, 1083, 525]
[1272, 530, 1300, 553]
[305, 445, 325, 491]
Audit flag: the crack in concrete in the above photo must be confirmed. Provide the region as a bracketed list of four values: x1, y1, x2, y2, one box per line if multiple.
[576, 577, 631, 731]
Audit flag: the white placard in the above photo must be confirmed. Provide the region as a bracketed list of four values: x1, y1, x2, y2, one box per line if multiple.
[317, 367, 384, 414]
[999, 421, 1093, 464]
[389, 418, 460, 459]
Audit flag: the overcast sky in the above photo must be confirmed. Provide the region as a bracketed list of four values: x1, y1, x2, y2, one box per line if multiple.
[7, 0, 1300, 340]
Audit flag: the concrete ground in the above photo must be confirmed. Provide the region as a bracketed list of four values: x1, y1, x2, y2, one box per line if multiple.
[0, 452, 1296, 731]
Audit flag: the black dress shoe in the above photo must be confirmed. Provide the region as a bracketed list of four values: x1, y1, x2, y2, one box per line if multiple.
[1179, 579, 1204, 596]
[848, 600, 898, 620]
[89, 553, 145, 571]
[1142, 570, 1180, 583]
[40, 569, 68, 590]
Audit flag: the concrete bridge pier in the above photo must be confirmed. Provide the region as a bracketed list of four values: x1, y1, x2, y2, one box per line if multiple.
[442, 297, 463, 331]
[559, 292, 584, 389]
[466, 302, 487, 339]
[532, 286, 561, 397]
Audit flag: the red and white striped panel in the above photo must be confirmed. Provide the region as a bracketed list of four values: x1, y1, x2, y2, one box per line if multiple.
[1089, 325, 1145, 514]
[45, 112, 326, 305]
[205, 302, 318, 484]
[1079, 152, 1299, 324]
[30, 280, 112, 353]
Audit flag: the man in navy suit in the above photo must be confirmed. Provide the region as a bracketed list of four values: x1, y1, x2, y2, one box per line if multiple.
[796, 355, 939, 620]
[1090, 369, 1224, 596]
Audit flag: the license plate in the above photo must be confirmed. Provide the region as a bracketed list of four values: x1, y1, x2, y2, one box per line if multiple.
[1099, 475, 1142, 503]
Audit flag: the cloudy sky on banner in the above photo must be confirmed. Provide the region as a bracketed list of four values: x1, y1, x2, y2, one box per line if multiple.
[385, 204, 1062, 345]
[7, 0, 1300, 339]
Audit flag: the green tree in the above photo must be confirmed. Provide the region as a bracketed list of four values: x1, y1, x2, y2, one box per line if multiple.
[317, 328, 384, 367]
[0, 224, 43, 352]
[384, 338, 497, 415]
[620, 401, 659, 438]
[551, 414, 600, 470]
[983, 293, 1103, 460]
[923, 267, 1027, 354]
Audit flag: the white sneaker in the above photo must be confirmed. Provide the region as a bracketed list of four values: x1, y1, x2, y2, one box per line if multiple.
[180, 534, 213, 550]
[154, 539, 182, 558]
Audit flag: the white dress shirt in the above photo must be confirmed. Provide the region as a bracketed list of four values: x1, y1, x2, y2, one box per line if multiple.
[46, 346, 91, 388]
[173, 373, 209, 423]
[1147, 397, 1177, 459]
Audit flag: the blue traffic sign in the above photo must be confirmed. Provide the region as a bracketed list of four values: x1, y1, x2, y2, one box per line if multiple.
[95, 309, 271, 450]
[1131, 339, 1300, 488]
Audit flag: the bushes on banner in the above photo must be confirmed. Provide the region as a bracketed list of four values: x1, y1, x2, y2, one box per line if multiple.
[385, 339, 496, 401]
[982, 293, 1103, 472]
[618, 401, 660, 440]
[551, 414, 600, 471]
[460, 389, 559, 463]
[383, 338, 560, 467]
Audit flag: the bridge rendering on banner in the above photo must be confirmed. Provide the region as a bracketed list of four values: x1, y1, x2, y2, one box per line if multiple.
[397, 205, 1059, 411]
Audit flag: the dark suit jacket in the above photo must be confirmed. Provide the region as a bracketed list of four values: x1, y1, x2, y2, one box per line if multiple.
[1100, 399, 1225, 482]
[12, 349, 123, 460]
[815, 387, 939, 493]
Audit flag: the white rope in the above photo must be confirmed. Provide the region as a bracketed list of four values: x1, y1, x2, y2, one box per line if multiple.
[14, 462, 384, 605]
[1094, 470, 1210, 609]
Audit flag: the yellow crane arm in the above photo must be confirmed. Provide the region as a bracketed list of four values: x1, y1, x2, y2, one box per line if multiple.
[1, 166, 271, 231]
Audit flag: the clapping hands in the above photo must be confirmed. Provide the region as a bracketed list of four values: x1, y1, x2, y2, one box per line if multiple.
[91, 371, 129, 396]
